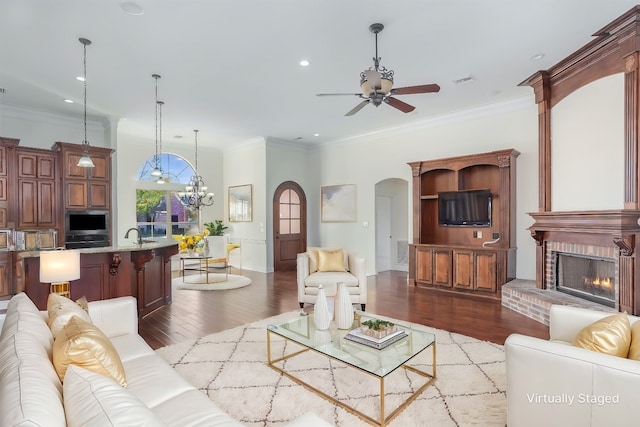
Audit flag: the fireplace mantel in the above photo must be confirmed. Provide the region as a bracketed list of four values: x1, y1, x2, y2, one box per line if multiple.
[528, 210, 640, 234]
[528, 209, 640, 314]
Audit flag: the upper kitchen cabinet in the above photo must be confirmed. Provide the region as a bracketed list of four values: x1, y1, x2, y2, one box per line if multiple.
[53, 142, 113, 210]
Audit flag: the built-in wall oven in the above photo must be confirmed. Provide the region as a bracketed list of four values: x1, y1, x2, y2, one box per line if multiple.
[65, 210, 111, 248]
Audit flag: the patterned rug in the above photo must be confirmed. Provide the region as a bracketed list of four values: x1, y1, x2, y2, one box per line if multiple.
[155, 312, 506, 426]
[173, 274, 252, 291]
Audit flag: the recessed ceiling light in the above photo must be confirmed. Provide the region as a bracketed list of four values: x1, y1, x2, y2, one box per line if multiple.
[64, 99, 74, 103]
[531, 53, 545, 61]
[314, 133, 320, 137]
[76, 76, 85, 82]
[120, 2, 144, 15]
[299, 60, 310, 67]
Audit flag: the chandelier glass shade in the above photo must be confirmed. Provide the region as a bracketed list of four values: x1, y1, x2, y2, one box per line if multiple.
[77, 37, 95, 168]
[177, 130, 214, 209]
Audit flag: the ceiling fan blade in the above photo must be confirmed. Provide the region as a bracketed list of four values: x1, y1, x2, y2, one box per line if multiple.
[345, 99, 370, 116]
[364, 70, 382, 90]
[316, 93, 361, 97]
[385, 96, 415, 113]
[391, 84, 440, 95]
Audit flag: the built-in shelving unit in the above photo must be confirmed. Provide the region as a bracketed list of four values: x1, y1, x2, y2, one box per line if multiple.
[408, 149, 519, 299]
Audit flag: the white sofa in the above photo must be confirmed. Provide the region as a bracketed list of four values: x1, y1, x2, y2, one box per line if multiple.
[505, 305, 640, 427]
[0, 293, 331, 427]
[297, 247, 367, 311]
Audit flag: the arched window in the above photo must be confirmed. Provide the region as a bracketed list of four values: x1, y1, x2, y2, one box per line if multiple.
[135, 153, 200, 239]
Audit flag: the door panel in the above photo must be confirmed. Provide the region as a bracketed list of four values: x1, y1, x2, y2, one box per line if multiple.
[273, 181, 306, 271]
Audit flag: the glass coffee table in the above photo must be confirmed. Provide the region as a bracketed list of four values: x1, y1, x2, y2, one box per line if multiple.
[267, 312, 436, 426]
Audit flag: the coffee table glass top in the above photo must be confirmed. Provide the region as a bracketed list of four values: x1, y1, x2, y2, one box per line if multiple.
[267, 312, 435, 377]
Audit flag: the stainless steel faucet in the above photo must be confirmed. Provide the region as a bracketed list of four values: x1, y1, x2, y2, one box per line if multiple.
[124, 227, 142, 245]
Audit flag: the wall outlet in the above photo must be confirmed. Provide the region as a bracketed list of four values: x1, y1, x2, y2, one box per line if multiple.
[477, 231, 483, 238]
[492, 232, 500, 239]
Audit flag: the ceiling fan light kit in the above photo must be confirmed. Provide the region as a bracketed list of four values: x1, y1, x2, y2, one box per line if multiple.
[317, 22, 440, 116]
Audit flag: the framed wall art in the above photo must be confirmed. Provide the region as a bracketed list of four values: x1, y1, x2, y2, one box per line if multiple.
[321, 184, 357, 222]
[229, 184, 253, 222]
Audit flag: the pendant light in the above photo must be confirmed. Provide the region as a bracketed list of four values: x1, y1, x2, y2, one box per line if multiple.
[150, 74, 163, 179]
[177, 130, 214, 209]
[155, 100, 165, 184]
[76, 37, 95, 168]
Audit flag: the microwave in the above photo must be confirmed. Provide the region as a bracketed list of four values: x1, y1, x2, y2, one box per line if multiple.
[64, 210, 110, 248]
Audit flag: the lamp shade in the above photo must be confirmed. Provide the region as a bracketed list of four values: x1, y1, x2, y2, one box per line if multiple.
[40, 250, 81, 283]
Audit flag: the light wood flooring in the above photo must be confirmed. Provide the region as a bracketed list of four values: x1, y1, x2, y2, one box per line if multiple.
[139, 269, 549, 350]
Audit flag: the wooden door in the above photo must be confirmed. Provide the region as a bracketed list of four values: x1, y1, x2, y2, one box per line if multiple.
[273, 181, 306, 271]
[415, 247, 433, 283]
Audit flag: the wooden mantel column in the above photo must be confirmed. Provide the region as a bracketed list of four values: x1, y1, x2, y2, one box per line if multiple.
[624, 52, 640, 209]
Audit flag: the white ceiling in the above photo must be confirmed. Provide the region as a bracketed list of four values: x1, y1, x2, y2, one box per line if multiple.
[0, 0, 637, 149]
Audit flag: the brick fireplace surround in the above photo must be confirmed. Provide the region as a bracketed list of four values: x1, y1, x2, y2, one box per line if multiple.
[503, 211, 640, 324]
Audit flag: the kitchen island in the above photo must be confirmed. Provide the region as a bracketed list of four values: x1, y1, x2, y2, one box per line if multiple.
[16, 240, 179, 317]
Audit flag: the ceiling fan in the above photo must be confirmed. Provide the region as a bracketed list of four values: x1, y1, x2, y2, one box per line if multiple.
[317, 23, 440, 116]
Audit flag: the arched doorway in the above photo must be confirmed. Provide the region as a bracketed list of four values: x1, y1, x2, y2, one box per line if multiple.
[273, 181, 307, 271]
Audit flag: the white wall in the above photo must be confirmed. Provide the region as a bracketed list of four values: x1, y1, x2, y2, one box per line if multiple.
[223, 138, 267, 272]
[309, 98, 539, 278]
[551, 73, 624, 210]
[0, 105, 108, 150]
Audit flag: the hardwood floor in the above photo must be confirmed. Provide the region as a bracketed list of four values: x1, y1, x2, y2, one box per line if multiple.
[139, 268, 549, 350]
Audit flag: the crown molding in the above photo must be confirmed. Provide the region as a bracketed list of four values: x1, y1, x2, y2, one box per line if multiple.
[0, 103, 107, 132]
[317, 95, 533, 150]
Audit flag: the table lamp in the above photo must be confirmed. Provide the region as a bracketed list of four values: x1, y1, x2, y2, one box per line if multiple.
[40, 249, 81, 297]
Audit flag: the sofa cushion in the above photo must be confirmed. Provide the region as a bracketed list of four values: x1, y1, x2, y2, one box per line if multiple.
[573, 312, 631, 358]
[304, 272, 359, 293]
[48, 292, 93, 338]
[318, 248, 346, 272]
[53, 315, 127, 386]
[63, 365, 167, 427]
[0, 331, 66, 427]
[150, 389, 243, 427]
[0, 292, 53, 358]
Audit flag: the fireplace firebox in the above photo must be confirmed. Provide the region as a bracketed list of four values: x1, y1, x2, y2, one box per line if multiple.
[556, 253, 615, 308]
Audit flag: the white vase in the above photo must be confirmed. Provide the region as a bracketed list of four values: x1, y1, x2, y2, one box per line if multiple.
[335, 282, 354, 329]
[313, 285, 331, 331]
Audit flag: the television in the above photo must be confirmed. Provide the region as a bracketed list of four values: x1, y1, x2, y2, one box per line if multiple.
[438, 189, 492, 227]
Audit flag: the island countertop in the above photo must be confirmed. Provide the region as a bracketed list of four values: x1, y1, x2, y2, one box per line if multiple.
[16, 239, 179, 258]
[17, 240, 179, 316]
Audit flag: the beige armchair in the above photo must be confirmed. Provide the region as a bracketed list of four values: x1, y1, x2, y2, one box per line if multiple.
[297, 247, 367, 311]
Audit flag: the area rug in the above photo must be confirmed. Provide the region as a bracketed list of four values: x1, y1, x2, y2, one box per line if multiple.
[155, 312, 506, 427]
[174, 274, 252, 291]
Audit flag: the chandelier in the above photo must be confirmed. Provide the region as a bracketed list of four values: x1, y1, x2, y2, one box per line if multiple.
[77, 37, 95, 168]
[150, 74, 163, 181]
[178, 130, 214, 209]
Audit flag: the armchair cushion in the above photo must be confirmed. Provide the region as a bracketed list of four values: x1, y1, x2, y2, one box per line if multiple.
[317, 248, 346, 272]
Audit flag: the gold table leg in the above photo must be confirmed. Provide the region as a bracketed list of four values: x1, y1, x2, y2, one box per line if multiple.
[266, 330, 436, 427]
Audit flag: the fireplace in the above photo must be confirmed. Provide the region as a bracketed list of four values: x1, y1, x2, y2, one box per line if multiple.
[528, 210, 640, 315]
[556, 253, 615, 307]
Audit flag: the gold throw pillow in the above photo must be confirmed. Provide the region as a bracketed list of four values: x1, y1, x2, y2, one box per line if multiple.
[53, 315, 127, 387]
[628, 321, 640, 361]
[317, 249, 346, 272]
[308, 249, 319, 273]
[573, 312, 631, 358]
[48, 293, 93, 338]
